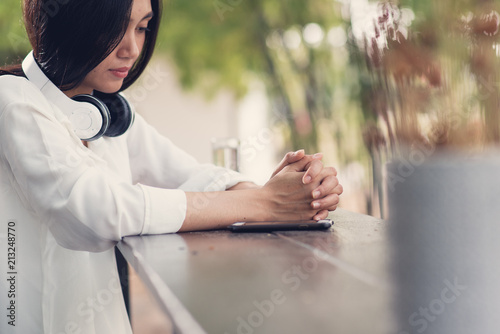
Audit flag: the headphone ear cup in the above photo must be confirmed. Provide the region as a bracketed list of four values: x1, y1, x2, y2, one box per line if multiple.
[71, 94, 111, 141]
[93, 92, 134, 137]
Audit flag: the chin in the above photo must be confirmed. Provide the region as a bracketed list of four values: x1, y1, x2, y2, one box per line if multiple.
[95, 84, 123, 94]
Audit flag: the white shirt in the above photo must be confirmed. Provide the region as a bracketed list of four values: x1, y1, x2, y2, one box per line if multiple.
[0, 75, 251, 333]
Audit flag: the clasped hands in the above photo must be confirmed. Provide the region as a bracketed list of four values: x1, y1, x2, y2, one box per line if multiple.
[263, 149, 343, 221]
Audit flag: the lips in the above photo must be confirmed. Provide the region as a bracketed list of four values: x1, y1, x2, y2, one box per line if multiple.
[109, 67, 131, 79]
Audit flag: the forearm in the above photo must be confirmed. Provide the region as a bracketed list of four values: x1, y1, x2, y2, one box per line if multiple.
[179, 156, 343, 232]
[179, 188, 268, 232]
[227, 181, 261, 190]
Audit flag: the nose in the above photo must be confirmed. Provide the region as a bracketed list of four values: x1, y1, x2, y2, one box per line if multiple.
[116, 30, 140, 60]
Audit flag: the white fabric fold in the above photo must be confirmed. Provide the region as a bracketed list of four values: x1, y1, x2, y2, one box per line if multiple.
[0, 74, 253, 333]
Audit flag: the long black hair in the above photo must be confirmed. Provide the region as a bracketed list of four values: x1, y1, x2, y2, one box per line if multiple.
[0, 0, 162, 92]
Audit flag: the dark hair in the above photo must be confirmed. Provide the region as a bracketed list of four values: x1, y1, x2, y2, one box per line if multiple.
[0, 0, 162, 92]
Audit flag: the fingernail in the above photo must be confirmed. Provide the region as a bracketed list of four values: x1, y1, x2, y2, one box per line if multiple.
[312, 202, 320, 209]
[294, 149, 304, 156]
[313, 153, 323, 159]
[312, 190, 321, 199]
[303, 175, 312, 184]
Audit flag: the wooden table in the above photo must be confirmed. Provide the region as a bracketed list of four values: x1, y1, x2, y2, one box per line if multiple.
[118, 209, 394, 334]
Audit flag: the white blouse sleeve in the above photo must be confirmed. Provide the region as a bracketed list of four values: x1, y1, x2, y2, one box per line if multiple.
[123, 113, 254, 235]
[0, 97, 163, 252]
[0, 77, 252, 253]
[125, 112, 252, 192]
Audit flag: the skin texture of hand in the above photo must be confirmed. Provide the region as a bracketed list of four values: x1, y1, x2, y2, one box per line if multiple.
[179, 150, 343, 232]
[231, 150, 343, 220]
[271, 149, 321, 183]
[266, 152, 343, 220]
[261, 169, 321, 220]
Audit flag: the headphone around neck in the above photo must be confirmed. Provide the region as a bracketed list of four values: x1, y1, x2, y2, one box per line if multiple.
[22, 51, 135, 141]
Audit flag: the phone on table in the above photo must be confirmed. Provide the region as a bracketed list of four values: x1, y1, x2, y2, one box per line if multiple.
[228, 219, 333, 232]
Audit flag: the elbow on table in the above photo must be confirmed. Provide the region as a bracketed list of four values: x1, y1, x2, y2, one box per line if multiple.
[45, 211, 121, 253]
[49, 223, 119, 252]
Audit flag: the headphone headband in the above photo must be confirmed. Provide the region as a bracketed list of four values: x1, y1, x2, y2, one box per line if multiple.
[21, 51, 133, 141]
[22, 51, 105, 141]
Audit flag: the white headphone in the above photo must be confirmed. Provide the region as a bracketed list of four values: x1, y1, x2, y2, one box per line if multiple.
[22, 51, 134, 141]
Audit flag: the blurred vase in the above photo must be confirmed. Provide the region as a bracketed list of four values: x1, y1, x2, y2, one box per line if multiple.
[387, 150, 500, 334]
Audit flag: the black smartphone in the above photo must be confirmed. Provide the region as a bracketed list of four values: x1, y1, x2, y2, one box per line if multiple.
[228, 219, 333, 232]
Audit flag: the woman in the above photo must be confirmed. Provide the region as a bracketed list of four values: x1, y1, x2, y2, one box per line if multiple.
[0, 0, 342, 333]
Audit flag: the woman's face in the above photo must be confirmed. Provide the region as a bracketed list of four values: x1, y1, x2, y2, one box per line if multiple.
[67, 0, 153, 96]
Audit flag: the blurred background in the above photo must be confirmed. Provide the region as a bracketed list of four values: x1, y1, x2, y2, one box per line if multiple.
[1, 0, 383, 218]
[4, 0, 500, 332]
[3, 0, 499, 221]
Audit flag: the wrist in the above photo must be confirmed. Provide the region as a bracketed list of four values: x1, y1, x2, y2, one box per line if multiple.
[240, 187, 271, 221]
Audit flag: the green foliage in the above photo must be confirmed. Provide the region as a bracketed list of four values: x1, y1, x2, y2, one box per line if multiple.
[158, 0, 340, 96]
[0, 0, 370, 164]
[0, 0, 30, 64]
[159, 0, 361, 155]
